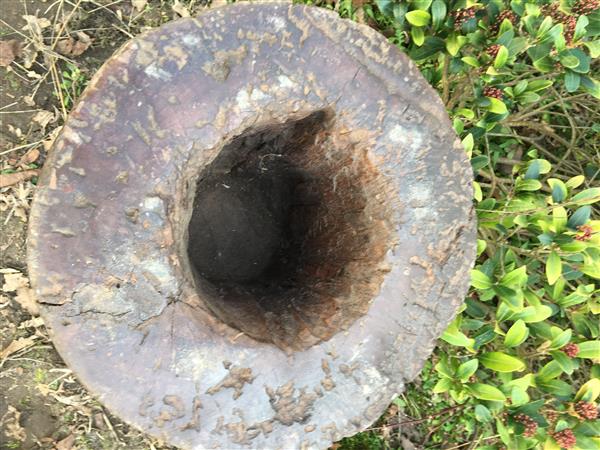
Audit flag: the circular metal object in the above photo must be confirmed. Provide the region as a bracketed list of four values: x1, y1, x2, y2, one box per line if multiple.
[28, 3, 476, 449]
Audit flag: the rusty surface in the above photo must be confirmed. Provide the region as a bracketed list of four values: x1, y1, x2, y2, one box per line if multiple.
[27, 3, 476, 449]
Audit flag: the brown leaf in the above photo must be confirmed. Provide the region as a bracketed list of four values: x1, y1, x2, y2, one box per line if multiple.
[0, 39, 22, 67]
[0, 169, 39, 188]
[56, 32, 92, 57]
[172, 0, 191, 17]
[2, 272, 28, 292]
[32, 110, 56, 130]
[0, 336, 37, 359]
[15, 287, 40, 317]
[132, 0, 148, 12]
[18, 148, 40, 166]
[55, 433, 76, 450]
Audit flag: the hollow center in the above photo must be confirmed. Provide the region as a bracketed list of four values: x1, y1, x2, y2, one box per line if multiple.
[186, 110, 392, 351]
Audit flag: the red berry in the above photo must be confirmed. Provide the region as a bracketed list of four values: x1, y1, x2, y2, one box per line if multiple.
[562, 343, 579, 358]
[452, 7, 478, 30]
[575, 401, 599, 420]
[575, 224, 593, 241]
[515, 414, 538, 438]
[487, 44, 501, 58]
[572, 0, 600, 16]
[552, 429, 577, 449]
[490, 10, 517, 34]
[483, 86, 504, 99]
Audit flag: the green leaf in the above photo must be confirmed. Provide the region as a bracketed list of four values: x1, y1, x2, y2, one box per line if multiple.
[456, 359, 479, 382]
[550, 350, 574, 375]
[575, 378, 600, 402]
[565, 70, 581, 92]
[546, 251, 562, 286]
[560, 53, 580, 69]
[548, 178, 568, 203]
[553, 206, 568, 233]
[516, 305, 554, 323]
[494, 45, 509, 68]
[500, 266, 528, 288]
[441, 318, 475, 349]
[516, 179, 542, 191]
[480, 352, 526, 372]
[446, 33, 466, 56]
[584, 40, 600, 58]
[487, 97, 508, 114]
[537, 16, 553, 38]
[474, 404, 492, 422]
[550, 329, 572, 350]
[431, 0, 446, 29]
[510, 386, 530, 406]
[571, 187, 600, 205]
[567, 205, 591, 229]
[411, 26, 425, 46]
[505, 320, 529, 347]
[405, 10, 431, 26]
[466, 383, 506, 401]
[538, 379, 573, 397]
[461, 56, 480, 67]
[433, 377, 453, 393]
[471, 269, 493, 290]
[574, 15, 589, 42]
[527, 80, 553, 92]
[577, 341, 600, 359]
[566, 175, 585, 189]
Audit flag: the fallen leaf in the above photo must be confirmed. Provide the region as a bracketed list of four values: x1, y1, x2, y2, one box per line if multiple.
[0, 336, 37, 359]
[18, 148, 40, 166]
[2, 272, 28, 292]
[0, 169, 39, 188]
[44, 126, 62, 152]
[15, 287, 40, 317]
[32, 109, 56, 130]
[22, 15, 52, 34]
[18, 317, 45, 328]
[23, 95, 36, 106]
[132, 0, 148, 13]
[0, 39, 22, 67]
[55, 433, 76, 450]
[172, 0, 191, 17]
[56, 32, 92, 57]
[0, 406, 26, 441]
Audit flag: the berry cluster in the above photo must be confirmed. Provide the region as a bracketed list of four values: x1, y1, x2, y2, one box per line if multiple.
[575, 401, 599, 420]
[515, 414, 538, 438]
[562, 343, 580, 357]
[490, 10, 518, 34]
[486, 44, 501, 58]
[572, 0, 600, 16]
[551, 428, 577, 449]
[575, 224, 593, 241]
[452, 7, 477, 30]
[545, 409, 560, 424]
[483, 86, 504, 99]
[541, 3, 577, 43]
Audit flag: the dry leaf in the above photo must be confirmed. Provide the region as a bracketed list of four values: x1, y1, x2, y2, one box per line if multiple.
[23, 95, 36, 106]
[56, 32, 92, 57]
[32, 109, 56, 130]
[2, 272, 29, 292]
[0, 39, 22, 67]
[55, 433, 76, 450]
[19, 317, 45, 328]
[15, 287, 40, 316]
[0, 406, 26, 441]
[18, 148, 40, 166]
[132, 0, 148, 12]
[0, 336, 37, 359]
[0, 169, 39, 188]
[172, 0, 191, 17]
[22, 15, 52, 34]
[44, 126, 62, 152]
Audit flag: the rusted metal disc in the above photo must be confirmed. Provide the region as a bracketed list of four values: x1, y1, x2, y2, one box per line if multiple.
[28, 3, 476, 449]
